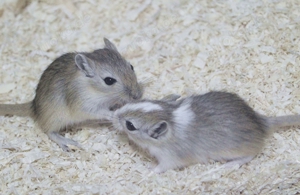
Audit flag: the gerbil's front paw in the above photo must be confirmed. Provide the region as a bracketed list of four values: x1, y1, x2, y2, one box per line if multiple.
[152, 164, 168, 174]
[109, 102, 125, 111]
[146, 163, 165, 174]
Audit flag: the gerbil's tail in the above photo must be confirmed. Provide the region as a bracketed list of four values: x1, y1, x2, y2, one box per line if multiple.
[0, 101, 32, 117]
[267, 115, 300, 130]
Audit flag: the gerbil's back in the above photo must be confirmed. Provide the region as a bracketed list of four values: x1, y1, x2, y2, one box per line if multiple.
[186, 92, 269, 156]
[32, 53, 77, 117]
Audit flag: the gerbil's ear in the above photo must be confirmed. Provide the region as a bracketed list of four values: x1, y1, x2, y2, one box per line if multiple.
[75, 54, 95, 78]
[148, 122, 168, 139]
[161, 94, 181, 102]
[104, 38, 118, 52]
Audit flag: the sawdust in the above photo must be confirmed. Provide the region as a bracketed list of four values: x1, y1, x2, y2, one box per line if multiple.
[0, 0, 299, 194]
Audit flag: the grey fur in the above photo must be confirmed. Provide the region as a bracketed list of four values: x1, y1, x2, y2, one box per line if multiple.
[113, 91, 300, 173]
[0, 38, 143, 151]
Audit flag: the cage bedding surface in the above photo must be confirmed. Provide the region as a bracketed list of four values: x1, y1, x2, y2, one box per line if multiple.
[0, 0, 300, 194]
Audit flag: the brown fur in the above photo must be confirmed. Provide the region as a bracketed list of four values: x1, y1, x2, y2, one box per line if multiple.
[0, 38, 143, 151]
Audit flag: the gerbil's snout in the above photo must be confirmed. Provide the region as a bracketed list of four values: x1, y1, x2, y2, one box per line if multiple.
[112, 111, 125, 132]
[109, 85, 142, 111]
[131, 84, 143, 100]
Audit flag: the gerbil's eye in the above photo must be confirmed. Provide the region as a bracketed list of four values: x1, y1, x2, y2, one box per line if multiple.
[104, 77, 117, 85]
[126, 121, 137, 131]
[130, 64, 134, 71]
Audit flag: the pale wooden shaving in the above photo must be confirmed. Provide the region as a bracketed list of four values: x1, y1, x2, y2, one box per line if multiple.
[0, 83, 15, 94]
[0, 0, 300, 194]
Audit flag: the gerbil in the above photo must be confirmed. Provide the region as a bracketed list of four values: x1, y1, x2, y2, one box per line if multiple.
[113, 91, 300, 173]
[0, 38, 143, 151]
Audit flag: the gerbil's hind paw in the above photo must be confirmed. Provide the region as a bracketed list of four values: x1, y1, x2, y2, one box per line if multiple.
[47, 132, 82, 152]
[152, 163, 170, 174]
[222, 156, 254, 169]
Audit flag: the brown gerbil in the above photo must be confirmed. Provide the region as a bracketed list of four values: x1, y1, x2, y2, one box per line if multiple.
[0, 38, 143, 151]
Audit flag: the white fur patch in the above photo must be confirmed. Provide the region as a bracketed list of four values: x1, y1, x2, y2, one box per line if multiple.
[173, 100, 194, 128]
[121, 102, 163, 113]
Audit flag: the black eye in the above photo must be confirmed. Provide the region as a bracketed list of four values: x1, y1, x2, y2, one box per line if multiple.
[126, 121, 136, 131]
[130, 64, 134, 71]
[104, 77, 117, 85]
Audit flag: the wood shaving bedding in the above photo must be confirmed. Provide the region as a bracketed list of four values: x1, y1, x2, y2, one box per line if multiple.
[0, 0, 300, 194]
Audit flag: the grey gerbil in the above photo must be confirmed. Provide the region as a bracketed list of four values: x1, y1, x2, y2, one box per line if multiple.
[0, 38, 143, 151]
[113, 91, 300, 173]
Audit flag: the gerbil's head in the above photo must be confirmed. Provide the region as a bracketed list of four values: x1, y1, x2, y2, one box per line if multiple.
[74, 38, 143, 109]
[113, 99, 180, 146]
